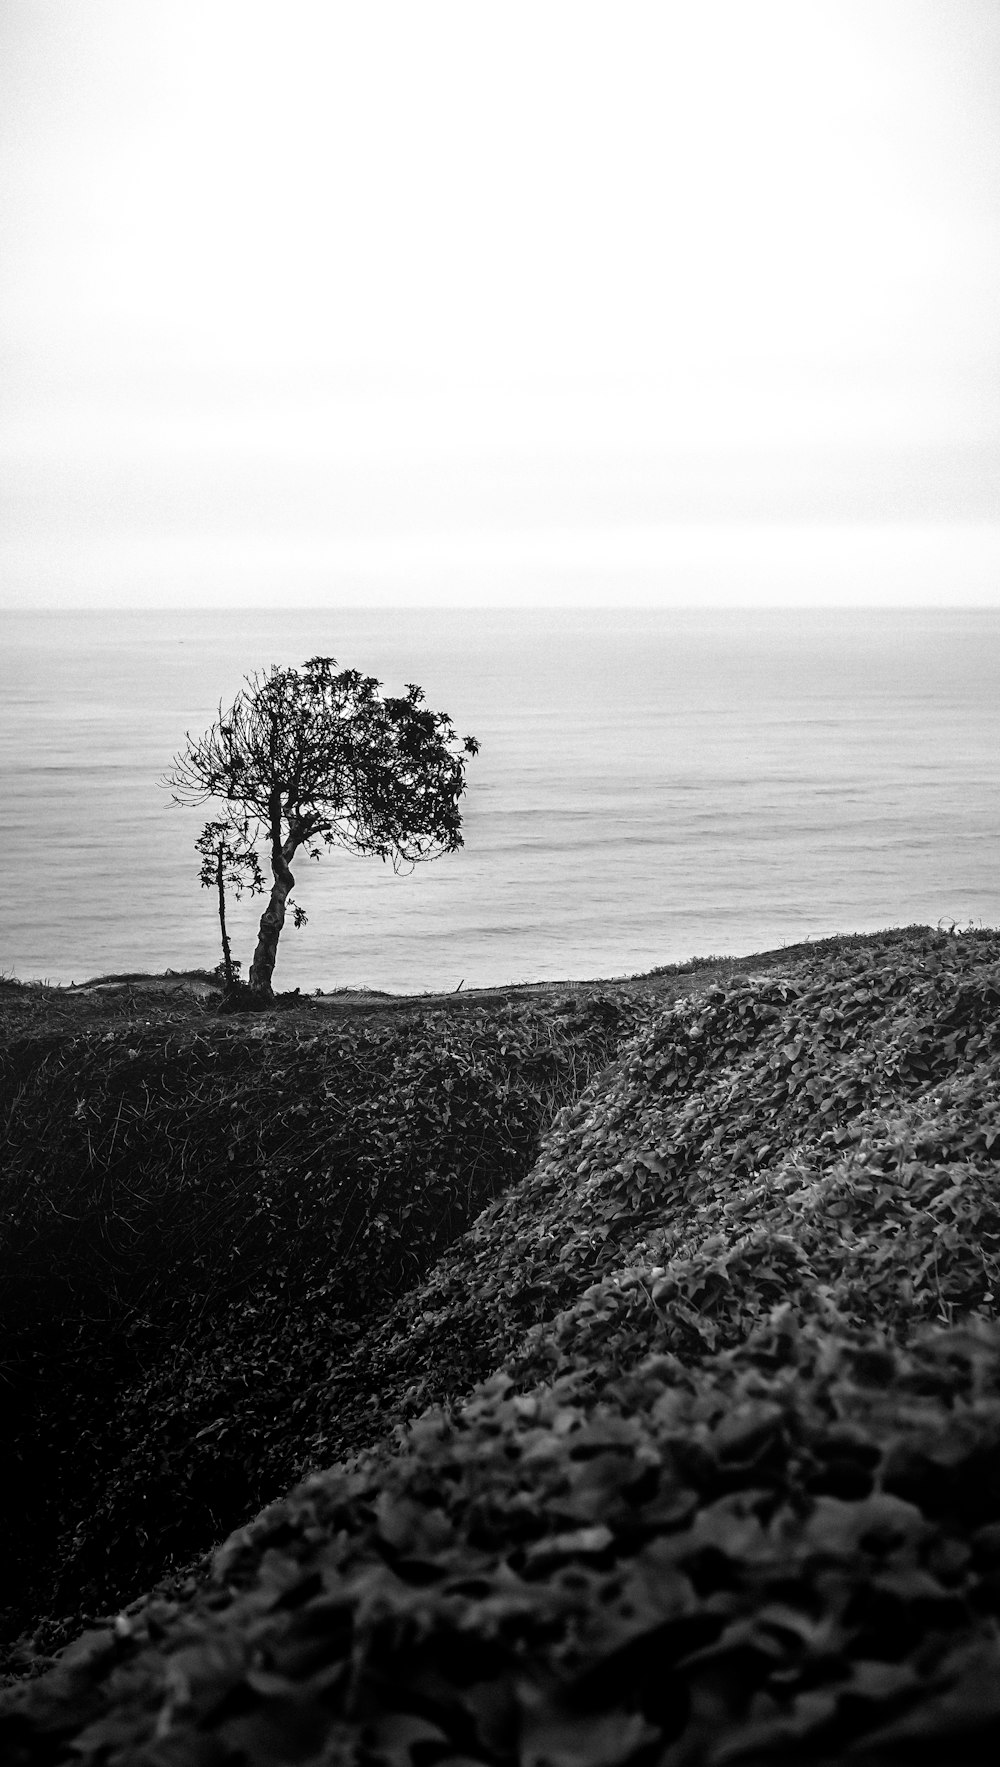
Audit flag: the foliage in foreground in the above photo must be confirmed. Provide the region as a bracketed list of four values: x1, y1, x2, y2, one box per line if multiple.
[5, 1316, 1000, 1765]
[4, 927, 1000, 1763]
[1, 991, 644, 1646]
[293, 928, 1000, 1464]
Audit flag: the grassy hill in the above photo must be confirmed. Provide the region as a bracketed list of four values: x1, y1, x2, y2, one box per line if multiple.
[2, 926, 999, 1764]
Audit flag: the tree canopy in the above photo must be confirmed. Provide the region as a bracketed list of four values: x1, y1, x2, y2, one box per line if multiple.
[165, 656, 479, 995]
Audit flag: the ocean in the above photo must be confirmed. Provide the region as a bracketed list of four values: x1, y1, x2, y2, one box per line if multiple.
[3, 606, 998, 993]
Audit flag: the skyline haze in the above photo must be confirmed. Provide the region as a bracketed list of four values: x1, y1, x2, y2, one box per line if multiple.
[2, 0, 998, 609]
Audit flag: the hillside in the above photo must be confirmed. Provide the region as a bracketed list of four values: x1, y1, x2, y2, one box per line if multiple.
[0, 975, 658, 1653]
[2, 926, 1000, 1764]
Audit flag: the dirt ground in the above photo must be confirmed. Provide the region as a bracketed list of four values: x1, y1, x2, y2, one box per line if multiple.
[14, 940, 818, 1023]
[4, 929, 926, 1032]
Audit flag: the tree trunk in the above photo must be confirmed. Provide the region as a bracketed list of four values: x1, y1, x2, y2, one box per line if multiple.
[215, 849, 236, 988]
[248, 840, 295, 996]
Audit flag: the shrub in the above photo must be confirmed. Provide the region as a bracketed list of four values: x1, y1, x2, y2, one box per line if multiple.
[0, 992, 647, 1643]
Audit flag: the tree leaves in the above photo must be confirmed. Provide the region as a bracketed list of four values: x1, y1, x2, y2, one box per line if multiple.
[164, 656, 480, 993]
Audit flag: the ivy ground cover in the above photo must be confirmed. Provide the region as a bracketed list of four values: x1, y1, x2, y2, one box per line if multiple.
[2, 928, 1000, 1764]
[1, 990, 646, 1652]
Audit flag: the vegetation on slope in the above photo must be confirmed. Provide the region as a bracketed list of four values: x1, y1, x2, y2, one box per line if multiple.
[8, 1320, 998, 1767]
[292, 927, 1000, 1458]
[3, 927, 1000, 1764]
[1, 986, 647, 1650]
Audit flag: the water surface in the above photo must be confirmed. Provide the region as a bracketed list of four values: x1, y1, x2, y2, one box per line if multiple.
[3, 607, 997, 990]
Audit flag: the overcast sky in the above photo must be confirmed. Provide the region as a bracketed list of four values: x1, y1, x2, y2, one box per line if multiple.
[2, 0, 998, 608]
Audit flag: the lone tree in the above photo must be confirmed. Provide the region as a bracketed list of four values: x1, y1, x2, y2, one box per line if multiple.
[166, 656, 479, 996]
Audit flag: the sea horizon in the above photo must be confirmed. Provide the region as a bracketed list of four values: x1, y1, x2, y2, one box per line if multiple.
[4, 603, 999, 994]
